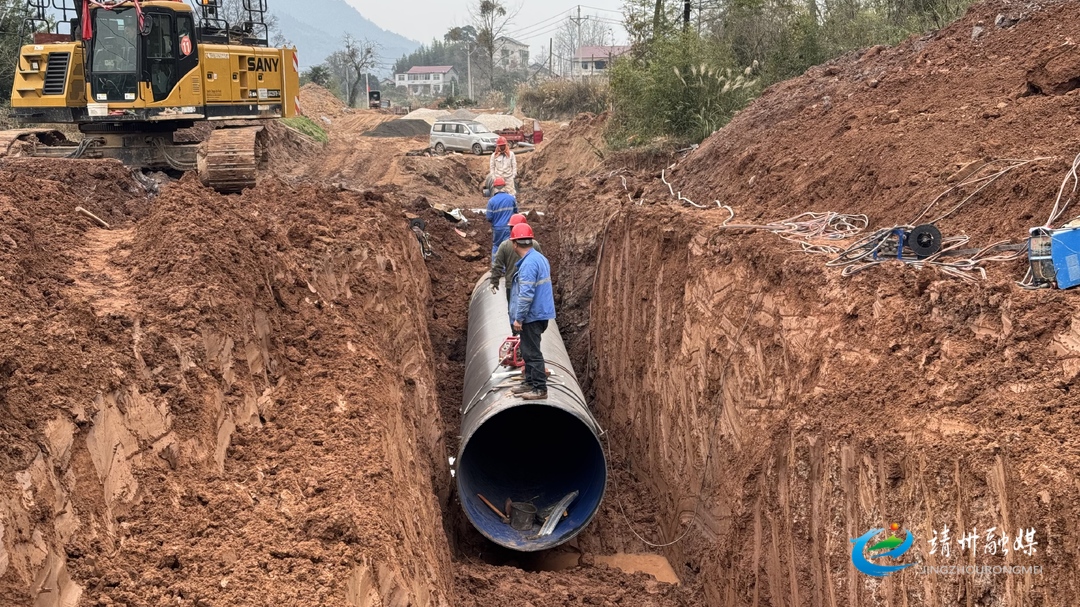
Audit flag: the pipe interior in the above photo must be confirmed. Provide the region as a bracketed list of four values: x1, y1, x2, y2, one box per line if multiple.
[458, 404, 607, 551]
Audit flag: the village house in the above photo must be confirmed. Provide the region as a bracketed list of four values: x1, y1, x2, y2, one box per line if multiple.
[394, 66, 460, 95]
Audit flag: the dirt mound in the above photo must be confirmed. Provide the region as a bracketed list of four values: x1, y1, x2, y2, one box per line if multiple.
[668, 0, 1080, 250]
[517, 1, 1080, 603]
[0, 166, 458, 605]
[523, 114, 609, 188]
[262, 120, 323, 180]
[365, 118, 433, 138]
[298, 83, 349, 125]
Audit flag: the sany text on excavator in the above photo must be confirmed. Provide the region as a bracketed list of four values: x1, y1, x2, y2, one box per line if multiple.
[6, 0, 300, 192]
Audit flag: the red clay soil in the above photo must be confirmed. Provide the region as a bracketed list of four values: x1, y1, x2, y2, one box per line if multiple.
[519, 1, 1080, 603]
[455, 559, 693, 607]
[668, 0, 1080, 246]
[0, 91, 706, 605]
[0, 164, 459, 605]
[298, 83, 351, 125]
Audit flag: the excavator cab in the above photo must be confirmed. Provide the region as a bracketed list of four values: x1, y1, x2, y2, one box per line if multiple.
[6, 0, 300, 193]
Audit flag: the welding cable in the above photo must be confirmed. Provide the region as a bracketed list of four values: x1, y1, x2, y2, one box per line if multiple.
[825, 226, 907, 268]
[1045, 151, 1080, 227]
[910, 157, 1052, 225]
[660, 169, 715, 208]
[716, 210, 869, 254]
[607, 292, 763, 548]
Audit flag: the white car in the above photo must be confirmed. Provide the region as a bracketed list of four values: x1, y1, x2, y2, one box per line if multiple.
[430, 119, 500, 155]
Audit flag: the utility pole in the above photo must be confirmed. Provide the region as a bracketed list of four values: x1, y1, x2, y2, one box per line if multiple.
[549, 38, 553, 80]
[569, 5, 589, 81]
[467, 44, 473, 99]
[683, 0, 691, 30]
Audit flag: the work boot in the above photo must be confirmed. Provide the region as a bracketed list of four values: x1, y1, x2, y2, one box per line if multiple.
[518, 390, 548, 401]
[510, 384, 533, 394]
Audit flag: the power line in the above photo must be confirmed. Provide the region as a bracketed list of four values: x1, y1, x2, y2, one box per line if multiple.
[515, 21, 570, 42]
[503, 8, 574, 38]
[577, 5, 624, 14]
[506, 21, 568, 42]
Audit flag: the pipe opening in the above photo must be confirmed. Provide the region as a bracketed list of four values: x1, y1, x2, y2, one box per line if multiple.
[458, 404, 607, 552]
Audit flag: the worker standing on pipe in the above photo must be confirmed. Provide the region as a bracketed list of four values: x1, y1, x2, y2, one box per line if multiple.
[489, 136, 518, 195]
[486, 177, 518, 258]
[508, 223, 555, 400]
[490, 214, 543, 301]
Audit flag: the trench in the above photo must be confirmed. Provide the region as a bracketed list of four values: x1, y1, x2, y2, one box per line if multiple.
[407, 155, 701, 602]
[5, 114, 1074, 606]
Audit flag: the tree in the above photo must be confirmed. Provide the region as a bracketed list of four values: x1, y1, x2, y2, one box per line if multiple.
[445, 25, 478, 45]
[0, 0, 38, 110]
[302, 65, 333, 88]
[470, 0, 518, 92]
[328, 35, 378, 107]
[622, 0, 682, 45]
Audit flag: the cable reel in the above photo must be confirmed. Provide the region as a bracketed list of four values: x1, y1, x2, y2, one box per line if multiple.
[874, 224, 943, 261]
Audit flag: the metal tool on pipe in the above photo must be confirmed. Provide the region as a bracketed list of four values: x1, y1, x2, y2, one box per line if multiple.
[456, 274, 607, 552]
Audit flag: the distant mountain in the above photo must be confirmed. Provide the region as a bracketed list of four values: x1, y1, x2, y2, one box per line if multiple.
[271, 0, 420, 73]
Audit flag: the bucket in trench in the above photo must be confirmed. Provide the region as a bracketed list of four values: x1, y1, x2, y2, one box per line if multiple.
[509, 502, 537, 531]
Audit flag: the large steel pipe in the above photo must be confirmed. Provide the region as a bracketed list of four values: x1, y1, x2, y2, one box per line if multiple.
[457, 274, 607, 551]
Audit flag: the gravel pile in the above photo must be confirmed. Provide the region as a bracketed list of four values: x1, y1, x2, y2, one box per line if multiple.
[364, 119, 433, 138]
[404, 108, 452, 125]
[474, 114, 523, 131]
[450, 108, 478, 119]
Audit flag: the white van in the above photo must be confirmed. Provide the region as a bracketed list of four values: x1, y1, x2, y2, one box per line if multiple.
[430, 119, 500, 155]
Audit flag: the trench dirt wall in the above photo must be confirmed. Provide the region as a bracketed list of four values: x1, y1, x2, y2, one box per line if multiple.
[0, 163, 456, 606]
[572, 204, 1080, 605]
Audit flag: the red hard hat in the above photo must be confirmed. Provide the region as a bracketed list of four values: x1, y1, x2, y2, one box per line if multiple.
[497, 136, 508, 146]
[509, 213, 528, 226]
[510, 223, 534, 240]
[493, 176, 506, 187]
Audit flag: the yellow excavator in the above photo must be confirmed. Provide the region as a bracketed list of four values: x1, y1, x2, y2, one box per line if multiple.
[5, 0, 300, 192]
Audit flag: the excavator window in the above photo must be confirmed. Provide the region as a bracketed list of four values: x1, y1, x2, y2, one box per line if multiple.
[92, 11, 137, 74]
[90, 8, 138, 102]
[145, 13, 176, 102]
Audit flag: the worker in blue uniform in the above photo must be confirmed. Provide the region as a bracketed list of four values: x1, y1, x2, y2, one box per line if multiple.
[508, 222, 555, 400]
[485, 177, 518, 258]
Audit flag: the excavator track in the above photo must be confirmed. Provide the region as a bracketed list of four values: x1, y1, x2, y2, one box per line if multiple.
[197, 126, 265, 193]
[0, 129, 74, 158]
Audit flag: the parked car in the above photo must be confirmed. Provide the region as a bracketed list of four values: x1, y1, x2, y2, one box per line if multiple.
[430, 119, 500, 155]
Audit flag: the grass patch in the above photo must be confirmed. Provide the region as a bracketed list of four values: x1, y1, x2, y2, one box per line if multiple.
[282, 116, 329, 143]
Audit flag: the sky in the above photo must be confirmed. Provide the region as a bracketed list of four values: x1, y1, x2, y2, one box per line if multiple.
[345, 0, 630, 60]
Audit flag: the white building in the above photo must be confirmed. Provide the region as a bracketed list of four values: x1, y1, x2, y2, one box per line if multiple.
[394, 66, 460, 95]
[495, 37, 530, 70]
[574, 45, 631, 77]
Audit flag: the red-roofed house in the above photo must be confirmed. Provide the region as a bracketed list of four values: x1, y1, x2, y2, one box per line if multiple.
[394, 66, 460, 95]
[574, 46, 631, 77]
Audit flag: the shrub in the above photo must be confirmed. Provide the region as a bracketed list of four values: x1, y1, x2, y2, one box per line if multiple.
[608, 32, 759, 146]
[517, 79, 610, 120]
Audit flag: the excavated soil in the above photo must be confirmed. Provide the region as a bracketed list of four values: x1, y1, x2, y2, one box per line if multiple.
[9, 0, 1080, 601]
[521, 1, 1080, 604]
[0, 94, 697, 605]
[298, 83, 351, 126]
